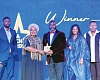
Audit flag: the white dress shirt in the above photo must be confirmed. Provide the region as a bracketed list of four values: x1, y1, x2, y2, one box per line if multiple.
[4, 27, 11, 52]
[50, 33, 54, 45]
[84, 30, 99, 62]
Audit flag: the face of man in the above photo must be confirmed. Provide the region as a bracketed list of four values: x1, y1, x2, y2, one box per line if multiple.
[3, 18, 11, 28]
[49, 22, 56, 32]
[89, 22, 97, 32]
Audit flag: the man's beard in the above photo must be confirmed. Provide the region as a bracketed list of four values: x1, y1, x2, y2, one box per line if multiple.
[5, 25, 10, 28]
[50, 28, 56, 32]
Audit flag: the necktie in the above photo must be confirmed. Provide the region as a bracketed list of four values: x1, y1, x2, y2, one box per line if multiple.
[50, 32, 54, 34]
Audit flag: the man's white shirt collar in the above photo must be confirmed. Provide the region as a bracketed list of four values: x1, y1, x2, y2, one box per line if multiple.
[88, 30, 99, 36]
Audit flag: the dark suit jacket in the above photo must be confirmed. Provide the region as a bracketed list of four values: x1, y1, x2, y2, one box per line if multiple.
[43, 30, 67, 64]
[0, 27, 17, 61]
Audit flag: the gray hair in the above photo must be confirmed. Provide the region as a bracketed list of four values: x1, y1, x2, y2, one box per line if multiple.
[28, 23, 39, 32]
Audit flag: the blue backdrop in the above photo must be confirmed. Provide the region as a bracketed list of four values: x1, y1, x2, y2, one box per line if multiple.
[0, 0, 100, 80]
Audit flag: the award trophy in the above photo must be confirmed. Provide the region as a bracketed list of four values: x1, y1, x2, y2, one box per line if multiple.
[44, 43, 51, 52]
[44, 43, 51, 65]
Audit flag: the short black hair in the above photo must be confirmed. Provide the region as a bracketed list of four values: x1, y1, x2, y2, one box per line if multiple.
[49, 20, 56, 24]
[89, 21, 96, 25]
[49, 20, 55, 23]
[3, 17, 10, 22]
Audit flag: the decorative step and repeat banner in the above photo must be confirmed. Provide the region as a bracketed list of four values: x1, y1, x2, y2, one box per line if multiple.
[0, 0, 100, 80]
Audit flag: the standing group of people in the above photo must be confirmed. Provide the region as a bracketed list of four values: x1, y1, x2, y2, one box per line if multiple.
[21, 20, 67, 80]
[0, 16, 100, 80]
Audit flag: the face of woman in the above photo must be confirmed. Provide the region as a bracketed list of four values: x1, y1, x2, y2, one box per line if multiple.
[72, 26, 79, 35]
[30, 27, 37, 36]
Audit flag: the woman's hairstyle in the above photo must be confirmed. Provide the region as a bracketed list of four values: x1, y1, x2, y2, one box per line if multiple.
[68, 24, 82, 40]
[28, 23, 39, 32]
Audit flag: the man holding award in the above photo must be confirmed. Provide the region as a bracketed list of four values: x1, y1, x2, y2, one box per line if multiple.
[43, 20, 67, 80]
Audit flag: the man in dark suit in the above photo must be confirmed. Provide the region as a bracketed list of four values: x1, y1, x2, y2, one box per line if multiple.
[0, 17, 17, 80]
[43, 20, 67, 80]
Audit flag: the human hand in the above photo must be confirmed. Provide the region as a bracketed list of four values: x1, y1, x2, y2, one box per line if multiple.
[46, 50, 53, 55]
[79, 58, 83, 65]
[69, 46, 72, 50]
[0, 62, 2, 67]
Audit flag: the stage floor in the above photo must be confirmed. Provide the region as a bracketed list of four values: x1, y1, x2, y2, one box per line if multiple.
[2, 60, 49, 80]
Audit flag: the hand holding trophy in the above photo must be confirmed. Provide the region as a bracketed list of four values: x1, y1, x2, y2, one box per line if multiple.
[44, 43, 53, 56]
[44, 43, 51, 53]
